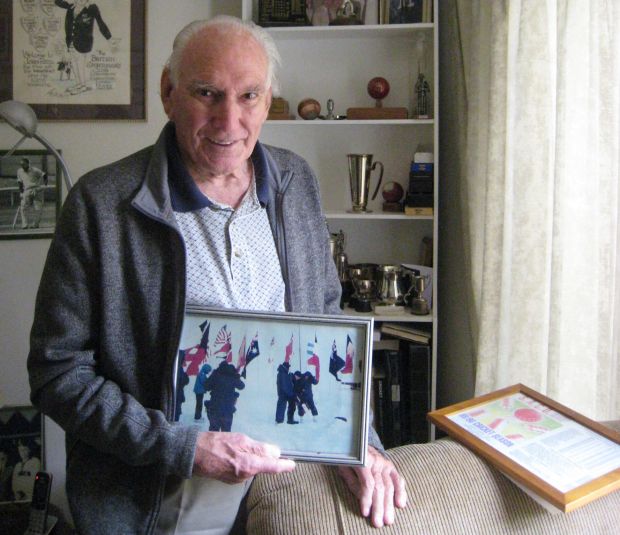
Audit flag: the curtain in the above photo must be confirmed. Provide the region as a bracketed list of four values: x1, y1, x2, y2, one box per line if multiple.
[446, 0, 620, 419]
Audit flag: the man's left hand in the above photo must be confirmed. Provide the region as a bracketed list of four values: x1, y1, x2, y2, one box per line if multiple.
[338, 446, 407, 528]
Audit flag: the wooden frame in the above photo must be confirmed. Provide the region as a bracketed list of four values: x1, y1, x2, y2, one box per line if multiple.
[0, 0, 145, 120]
[0, 149, 62, 239]
[428, 384, 620, 512]
[174, 307, 374, 465]
[0, 405, 45, 503]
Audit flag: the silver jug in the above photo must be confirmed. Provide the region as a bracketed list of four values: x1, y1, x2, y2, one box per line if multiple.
[376, 264, 407, 306]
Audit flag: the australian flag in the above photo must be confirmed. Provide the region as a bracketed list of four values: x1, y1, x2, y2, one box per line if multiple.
[242, 333, 260, 378]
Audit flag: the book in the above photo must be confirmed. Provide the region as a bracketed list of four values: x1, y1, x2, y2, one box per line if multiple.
[380, 322, 431, 344]
[385, 348, 402, 448]
[400, 341, 432, 444]
[371, 353, 388, 445]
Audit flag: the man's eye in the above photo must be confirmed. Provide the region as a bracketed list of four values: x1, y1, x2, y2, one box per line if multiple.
[243, 92, 259, 101]
[198, 88, 214, 98]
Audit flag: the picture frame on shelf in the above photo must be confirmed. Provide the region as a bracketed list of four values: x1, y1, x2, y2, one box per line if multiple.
[428, 384, 620, 512]
[258, 0, 309, 27]
[0, 150, 62, 240]
[388, 0, 423, 24]
[0, 0, 145, 120]
[174, 307, 374, 465]
[0, 405, 45, 503]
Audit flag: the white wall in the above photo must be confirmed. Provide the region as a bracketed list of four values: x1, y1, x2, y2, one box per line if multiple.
[0, 0, 239, 521]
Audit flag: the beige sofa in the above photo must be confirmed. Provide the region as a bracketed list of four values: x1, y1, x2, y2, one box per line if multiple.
[244, 421, 620, 534]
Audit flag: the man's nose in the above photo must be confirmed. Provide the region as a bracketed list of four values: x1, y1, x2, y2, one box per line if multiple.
[212, 97, 241, 129]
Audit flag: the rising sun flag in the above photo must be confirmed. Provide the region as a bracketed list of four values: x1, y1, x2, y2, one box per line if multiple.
[214, 324, 232, 362]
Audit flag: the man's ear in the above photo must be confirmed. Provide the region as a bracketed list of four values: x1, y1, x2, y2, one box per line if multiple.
[160, 68, 174, 119]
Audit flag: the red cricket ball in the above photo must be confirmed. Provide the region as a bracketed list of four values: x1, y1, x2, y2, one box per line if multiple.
[382, 181, 404, 203]
[367, 77, 390, 100]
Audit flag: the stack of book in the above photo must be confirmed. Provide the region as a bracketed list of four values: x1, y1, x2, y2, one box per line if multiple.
[371, 323, 432, 448]
[405, 153, 434, 216]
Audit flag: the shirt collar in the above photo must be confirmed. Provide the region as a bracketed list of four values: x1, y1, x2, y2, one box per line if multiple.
[166, 123, 270, 212]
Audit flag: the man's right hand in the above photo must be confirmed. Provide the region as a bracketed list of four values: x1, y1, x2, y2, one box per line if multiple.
[193, 431, 295, 484]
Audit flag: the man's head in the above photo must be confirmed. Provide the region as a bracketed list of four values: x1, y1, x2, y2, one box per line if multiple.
[161, 16, 281, 181]
[20, 158, 30, 170]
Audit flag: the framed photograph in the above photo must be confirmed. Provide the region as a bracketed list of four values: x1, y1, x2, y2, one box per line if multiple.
[428, 384, 620, 512]
[0, 149, 62, 239]
[0, 0, 145, 120]
[388, 0, 423, 24]
[174, 307, 374, 465]
[0, 405, 45, 503]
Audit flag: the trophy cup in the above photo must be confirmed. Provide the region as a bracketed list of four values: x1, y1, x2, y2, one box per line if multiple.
[347, 154, 384, 213]
[406, 273, 431, 315]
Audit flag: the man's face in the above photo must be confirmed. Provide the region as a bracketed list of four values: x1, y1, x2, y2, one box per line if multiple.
[20, 160, 29, 171]
[161, 27, 272, 180]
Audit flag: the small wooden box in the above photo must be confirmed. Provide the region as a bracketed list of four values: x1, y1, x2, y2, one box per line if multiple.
[346, 107, 409, 120]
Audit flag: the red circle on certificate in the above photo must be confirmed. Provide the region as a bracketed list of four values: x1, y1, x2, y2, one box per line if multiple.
[514, 408, 541, 423]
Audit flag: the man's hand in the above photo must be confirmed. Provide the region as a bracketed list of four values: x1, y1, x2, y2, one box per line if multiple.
[193, 431, 296, 484]
[338, 446, 407, 528]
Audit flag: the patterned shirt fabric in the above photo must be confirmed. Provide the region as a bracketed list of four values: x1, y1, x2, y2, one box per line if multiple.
[174, 180, 285, 311]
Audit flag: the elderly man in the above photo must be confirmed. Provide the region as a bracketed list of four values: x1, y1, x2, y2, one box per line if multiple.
[28, 15, 406, 534]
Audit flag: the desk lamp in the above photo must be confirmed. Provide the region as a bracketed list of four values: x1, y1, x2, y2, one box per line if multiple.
[0, 99, 73, 190]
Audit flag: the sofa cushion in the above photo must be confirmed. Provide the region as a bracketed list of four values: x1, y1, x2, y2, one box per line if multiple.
[245, 421, 620, 534]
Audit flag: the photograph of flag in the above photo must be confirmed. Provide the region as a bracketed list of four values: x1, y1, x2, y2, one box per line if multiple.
[174, 307, 373, 465]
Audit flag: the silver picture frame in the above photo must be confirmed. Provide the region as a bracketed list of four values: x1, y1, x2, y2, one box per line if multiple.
[174, 307, 374, 466]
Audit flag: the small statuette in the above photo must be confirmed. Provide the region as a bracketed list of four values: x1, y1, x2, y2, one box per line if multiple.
[325, 98, 336, 120]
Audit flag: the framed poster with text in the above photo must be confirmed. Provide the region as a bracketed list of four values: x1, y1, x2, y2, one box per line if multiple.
[428, 384, 620, 512]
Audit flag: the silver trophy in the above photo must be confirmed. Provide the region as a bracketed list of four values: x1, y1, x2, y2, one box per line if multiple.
[347, 154, 384, 213]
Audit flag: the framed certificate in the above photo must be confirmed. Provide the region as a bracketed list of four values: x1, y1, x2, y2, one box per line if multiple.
[174, 307, 374, 466]
[428, 384, 620, 512]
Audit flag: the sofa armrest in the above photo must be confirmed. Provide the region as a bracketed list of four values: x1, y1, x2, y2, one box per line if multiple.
[245, 421, 620, 534]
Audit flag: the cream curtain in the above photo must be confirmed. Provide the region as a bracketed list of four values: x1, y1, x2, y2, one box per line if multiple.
[449, 0, 620, 419]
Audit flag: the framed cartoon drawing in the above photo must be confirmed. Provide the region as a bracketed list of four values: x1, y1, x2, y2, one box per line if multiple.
[174, 307, 374, 466]
[0, 0, 145, 120]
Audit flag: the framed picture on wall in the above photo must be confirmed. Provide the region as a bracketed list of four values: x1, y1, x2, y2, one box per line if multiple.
[0, 405, 45, 503]
[174, 307, 374, 465]
[0, 0, 145, 120]
[0, 150, 62, 240]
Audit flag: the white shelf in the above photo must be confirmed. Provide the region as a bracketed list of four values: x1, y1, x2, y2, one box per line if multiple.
[262, 23, 434, 39]
[265, 119, 434, 126]
[344, 307, 433, 323]
[325, 211, 433, 221]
